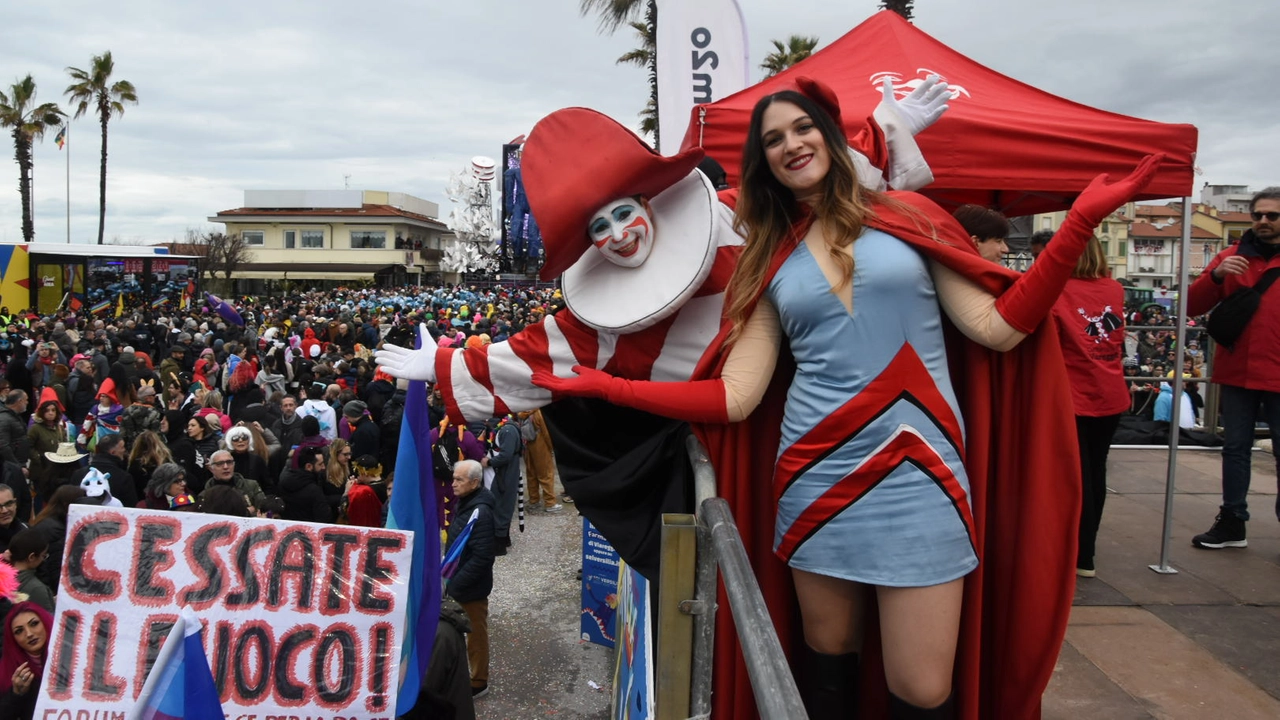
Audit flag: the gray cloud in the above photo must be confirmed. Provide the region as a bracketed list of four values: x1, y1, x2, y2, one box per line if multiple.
[2, 0, 1276, 246]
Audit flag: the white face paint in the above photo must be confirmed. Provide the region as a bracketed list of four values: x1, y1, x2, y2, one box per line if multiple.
[587, 198, 654, 268]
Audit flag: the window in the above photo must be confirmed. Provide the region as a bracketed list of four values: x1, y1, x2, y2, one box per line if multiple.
[242, 230, 264, 246]
[301, 230, 324, 249]
[284, 230, 296, 249]
[1118, 241, 1127, 256]
[350, 230, 387, 249]
[1101, 240, 1109, 256]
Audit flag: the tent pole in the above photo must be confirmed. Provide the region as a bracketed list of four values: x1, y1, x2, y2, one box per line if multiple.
[1150, 198, 1194, 575]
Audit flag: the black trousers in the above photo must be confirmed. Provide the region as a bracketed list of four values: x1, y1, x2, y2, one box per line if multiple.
[1076, 413, 1122, 566]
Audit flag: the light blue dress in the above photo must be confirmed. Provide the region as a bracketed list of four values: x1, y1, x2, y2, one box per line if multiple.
[766, 229, 979, 587]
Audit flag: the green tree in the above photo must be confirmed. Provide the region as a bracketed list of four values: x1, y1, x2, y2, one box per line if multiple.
[580, 0, 659, 146]
[761, 35, 820, 77]
[0, 76, 65, 243]
[881, 0, 915, 21]
[64, 51, 138, 245]
[615, 21, 658, 139]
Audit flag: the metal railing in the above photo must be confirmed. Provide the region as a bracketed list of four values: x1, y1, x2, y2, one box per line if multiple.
[663, 435, 806, 720]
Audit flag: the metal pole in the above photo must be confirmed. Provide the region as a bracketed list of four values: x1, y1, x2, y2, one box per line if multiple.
[700, 497, 808, 720]
[686, 435, 719, 719]
[1150, 198, 1194, 575]
[66, 123, 71, 243]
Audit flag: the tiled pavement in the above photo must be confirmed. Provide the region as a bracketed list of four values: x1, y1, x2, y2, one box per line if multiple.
[1043, 447, 1280, 720]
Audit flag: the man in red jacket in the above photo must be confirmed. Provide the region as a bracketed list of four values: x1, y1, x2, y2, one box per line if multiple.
[1187, 187, 1280, 548]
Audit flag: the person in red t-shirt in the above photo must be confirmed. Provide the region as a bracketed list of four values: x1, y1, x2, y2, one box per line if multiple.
[1051, 235, 1130, 578]
[345, 455, 385, 528]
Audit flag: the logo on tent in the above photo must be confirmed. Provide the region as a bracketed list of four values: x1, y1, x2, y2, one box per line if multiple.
[870, 69, 970, 101]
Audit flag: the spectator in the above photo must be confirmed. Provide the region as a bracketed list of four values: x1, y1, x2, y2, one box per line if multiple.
[7, 529, 54, 613]
[128, 431, 173, 503]
[1187, 186, 1280, 549]
[0, 485, 29, 555]
[279, 445, 337, 523]
[198, 450, 266, 512]
[343, 400, 379, 460]
[346, 455, 385, 528]
[444, 459, 495, 699]
[223, 425, 272, 491]
[198, 484, 251, 518]
[71, 434, 137, 509]
[952, 204, 1011, 264]
[299, 381, 337, 442]
[0, 601, 54, 719]
[31, 485, 85, 592]
[0, 391, 30, 468]
[143, 463, 192, 511]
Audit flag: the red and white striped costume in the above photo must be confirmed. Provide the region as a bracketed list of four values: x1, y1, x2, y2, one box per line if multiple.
[437, 207, 742, 423]
[435, 109, 928, 424]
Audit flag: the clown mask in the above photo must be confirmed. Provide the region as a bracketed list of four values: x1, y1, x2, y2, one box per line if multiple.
[587, 197, 655, 268]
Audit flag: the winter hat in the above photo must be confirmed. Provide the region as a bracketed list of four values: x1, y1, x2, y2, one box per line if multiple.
[343, 400, 368, 419]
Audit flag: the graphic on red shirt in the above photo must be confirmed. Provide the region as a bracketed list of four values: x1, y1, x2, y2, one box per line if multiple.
[1077, 305, 1123, 343]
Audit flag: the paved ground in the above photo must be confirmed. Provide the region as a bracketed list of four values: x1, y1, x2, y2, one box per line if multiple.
[470, 447, 1280, 719]
[1043, 447, 1280, 720]
[477, 478, 614, 719]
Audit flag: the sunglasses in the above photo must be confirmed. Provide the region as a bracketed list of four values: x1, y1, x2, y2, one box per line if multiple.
[1251, 211, 1280, 222]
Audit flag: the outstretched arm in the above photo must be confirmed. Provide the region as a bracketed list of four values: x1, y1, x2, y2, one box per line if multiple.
[532, 298, 782, 424]
[993, 154, 1163, 335]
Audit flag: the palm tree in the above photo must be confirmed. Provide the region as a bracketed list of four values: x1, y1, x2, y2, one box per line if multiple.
[0, 76, 65, 243]
[616, 21, 658, 139]
[580, 0, 659, 146]
[881, 0, 915, 21]
[760, 35, 820, 77]
[64, 51, 138, 245]
[579, 0, 644, 32]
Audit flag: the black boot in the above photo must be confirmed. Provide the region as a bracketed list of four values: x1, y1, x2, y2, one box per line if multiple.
[800, 648, 859, 720]
[889, 692, 954, 720]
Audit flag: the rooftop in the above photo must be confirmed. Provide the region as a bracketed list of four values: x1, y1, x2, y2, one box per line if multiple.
[212, 203, 450, 230]
[1129, 222, 1220, 240]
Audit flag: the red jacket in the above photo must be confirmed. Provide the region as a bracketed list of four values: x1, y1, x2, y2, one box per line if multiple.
[697, 193, 1079, 720]
[1188, 231, 1280, 392]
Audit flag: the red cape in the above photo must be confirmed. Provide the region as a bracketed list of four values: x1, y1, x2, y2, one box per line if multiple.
[693, 192, 1080, 720]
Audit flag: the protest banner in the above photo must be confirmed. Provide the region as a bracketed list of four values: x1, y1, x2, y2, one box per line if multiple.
[34, 505, 414, 720]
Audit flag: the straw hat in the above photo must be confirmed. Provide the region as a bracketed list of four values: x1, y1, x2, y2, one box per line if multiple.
[45, 442, 87, 464]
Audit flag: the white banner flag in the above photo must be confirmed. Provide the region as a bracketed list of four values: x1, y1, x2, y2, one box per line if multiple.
[655, 0, 750, 154]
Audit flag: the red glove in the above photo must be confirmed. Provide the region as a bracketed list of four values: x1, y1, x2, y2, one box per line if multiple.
[996, 154, 1164, 333]
[531, 365, 730, 424]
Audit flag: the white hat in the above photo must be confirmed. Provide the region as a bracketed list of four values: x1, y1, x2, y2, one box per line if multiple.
[45, 442, 87, 464]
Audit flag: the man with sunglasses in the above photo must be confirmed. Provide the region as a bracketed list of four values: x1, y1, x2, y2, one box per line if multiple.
[1187, 186, 1280, 548]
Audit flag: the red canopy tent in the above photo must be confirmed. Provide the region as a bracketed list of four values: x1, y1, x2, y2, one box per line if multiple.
[679, 11, 1198, 215]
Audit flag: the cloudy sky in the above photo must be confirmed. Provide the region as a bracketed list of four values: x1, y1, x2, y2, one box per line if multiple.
[1, 0, 1275, 245]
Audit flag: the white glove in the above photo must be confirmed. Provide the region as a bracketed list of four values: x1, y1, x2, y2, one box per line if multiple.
[374, 324, 438, 383]
[882, 75, 949, 136]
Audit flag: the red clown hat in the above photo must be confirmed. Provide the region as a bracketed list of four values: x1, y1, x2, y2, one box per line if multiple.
[522, 108, 705, 280]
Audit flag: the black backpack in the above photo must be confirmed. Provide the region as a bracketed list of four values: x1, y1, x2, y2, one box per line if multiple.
[432, 422, 464, 479]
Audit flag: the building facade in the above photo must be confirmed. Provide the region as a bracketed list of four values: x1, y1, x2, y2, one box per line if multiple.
[209, 190, 453, 293]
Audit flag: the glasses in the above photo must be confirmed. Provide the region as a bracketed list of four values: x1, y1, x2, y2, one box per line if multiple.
[210, 460, 235, 467]
[0, 500, 15, 510]
[1251, 211, 1280, 222]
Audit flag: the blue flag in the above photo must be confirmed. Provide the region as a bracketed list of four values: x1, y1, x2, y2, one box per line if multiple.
[441, 508, 479, 581]
[385, 328, 441, 714]
[135, 608, 224, 720]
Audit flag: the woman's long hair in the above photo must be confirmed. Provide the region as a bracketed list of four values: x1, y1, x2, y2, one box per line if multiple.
[32, 485, 85, 526]
[725, 90, 884, 343]
[128, 429, 172, 471]
[327, 438, 350, 489]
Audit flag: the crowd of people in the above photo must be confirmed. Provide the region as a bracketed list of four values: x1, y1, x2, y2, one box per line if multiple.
[0, 282, 565, 717]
